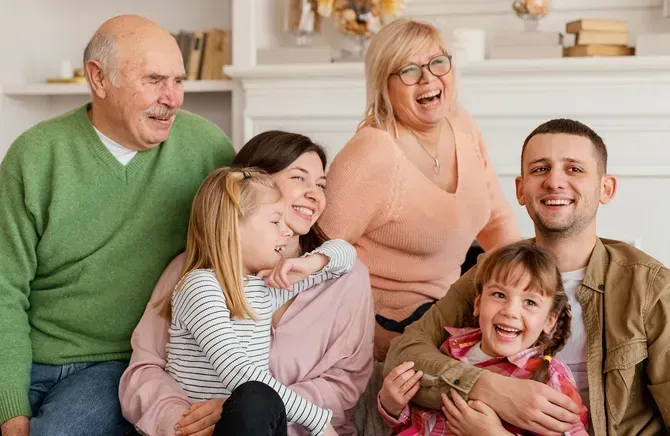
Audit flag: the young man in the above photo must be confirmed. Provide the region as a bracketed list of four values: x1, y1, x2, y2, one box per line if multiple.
[0, 15, 235, 436]
[385, 119, 670, 436]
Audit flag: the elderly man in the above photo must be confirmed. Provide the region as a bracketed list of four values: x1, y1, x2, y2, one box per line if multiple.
[0, 15, 235, 436]
[385, 119, 670, 436]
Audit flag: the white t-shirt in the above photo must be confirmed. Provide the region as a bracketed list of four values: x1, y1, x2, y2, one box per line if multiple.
[555, 268, 589, 410]
[93, 126, 137, 166]
[465, 341, 494, 365]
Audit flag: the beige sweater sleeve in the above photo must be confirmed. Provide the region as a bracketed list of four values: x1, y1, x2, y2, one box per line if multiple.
[319, 127, 401, 244]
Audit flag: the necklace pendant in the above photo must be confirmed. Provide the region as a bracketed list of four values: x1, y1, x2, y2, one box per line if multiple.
[434, 158, 440, 175]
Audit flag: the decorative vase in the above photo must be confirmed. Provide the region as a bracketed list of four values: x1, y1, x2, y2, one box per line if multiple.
[318, 0, 405, 60]
[512, 0, 552, 32]
[284, 0, 321, 46]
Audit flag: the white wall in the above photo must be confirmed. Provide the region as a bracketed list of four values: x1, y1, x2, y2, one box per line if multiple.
[0, 0, 232, 157]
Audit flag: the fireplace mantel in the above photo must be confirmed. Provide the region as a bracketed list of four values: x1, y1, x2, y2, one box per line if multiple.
[228, 55, 670, 79]
[226, 56, 670, 263]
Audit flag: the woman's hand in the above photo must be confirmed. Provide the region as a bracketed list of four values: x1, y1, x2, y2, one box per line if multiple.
[379, 361, 423, 418]
[441, 390, 512, 436]
[175, 397, 227, 436]
[258, 254, 328, 289]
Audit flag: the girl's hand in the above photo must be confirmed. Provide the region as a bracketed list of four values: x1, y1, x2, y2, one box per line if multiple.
[258, 254, 328, 289]
[441, 390, 512, 436]
[175, 397, 227, 436]
[379, 361, 423, 418]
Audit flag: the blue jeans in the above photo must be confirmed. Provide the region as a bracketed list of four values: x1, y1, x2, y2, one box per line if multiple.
[28, 360, 134, 436]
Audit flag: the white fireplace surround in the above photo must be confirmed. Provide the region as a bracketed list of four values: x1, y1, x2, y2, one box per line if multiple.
[226, 56, 670, 265]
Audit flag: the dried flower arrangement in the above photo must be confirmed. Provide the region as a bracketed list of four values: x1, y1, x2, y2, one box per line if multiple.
[317, 0, 406, 37]
[512, 0, 551, 21]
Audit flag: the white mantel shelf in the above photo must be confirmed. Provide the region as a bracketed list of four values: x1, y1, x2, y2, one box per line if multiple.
[226, 56, 670, 80]
[2, 80, 235, 96]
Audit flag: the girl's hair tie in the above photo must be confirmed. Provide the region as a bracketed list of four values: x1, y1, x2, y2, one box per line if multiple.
[543, 355, 552, 363]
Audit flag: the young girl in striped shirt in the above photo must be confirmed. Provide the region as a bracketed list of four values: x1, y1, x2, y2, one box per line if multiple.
[162, 167, 355, 436]
[378, 241, 589, 435]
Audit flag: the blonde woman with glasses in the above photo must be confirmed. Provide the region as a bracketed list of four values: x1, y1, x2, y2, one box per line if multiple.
[318, 18, 521, 434]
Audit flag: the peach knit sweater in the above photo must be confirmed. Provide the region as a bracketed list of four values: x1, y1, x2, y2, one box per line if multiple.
[319, 108, 520, 354]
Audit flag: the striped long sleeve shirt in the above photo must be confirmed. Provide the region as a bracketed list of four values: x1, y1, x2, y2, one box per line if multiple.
[166, 239, 356, 436]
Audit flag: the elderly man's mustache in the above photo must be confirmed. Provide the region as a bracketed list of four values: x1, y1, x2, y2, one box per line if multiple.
[145, 106, 177, 119]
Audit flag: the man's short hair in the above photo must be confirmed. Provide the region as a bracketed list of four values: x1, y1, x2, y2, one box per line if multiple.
[521, 118, 608, 175]
[83, 32, 119, 87]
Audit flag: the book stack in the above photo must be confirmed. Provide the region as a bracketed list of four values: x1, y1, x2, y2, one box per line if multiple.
[488, 31, 564, 60]
[563, 19, 634, 57]
[171, 29, 232, 80]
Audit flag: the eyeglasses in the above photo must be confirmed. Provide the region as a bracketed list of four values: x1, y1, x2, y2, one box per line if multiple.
[390, 54, 453, 86]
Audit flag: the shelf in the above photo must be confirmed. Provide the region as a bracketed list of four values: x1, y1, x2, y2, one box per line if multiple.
[2, 80, 234, 96]
[226, 55, 670, 80]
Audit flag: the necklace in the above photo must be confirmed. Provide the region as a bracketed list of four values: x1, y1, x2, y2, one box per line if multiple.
[409, 129, 441, 175]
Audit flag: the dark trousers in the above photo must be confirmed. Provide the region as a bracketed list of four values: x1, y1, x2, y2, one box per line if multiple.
[213, 381, 288, 436]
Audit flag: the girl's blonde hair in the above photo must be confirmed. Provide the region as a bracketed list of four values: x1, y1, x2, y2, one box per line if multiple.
[359, 18, 454, 135]
[160, 167, 281, 320]
[474, 241, 572, 384]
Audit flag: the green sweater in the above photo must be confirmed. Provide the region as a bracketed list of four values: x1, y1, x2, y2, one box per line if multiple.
[0, 104, 235, 422]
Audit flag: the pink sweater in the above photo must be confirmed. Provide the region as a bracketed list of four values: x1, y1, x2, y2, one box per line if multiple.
[119, 254, 375, 436]
[319, 108, 521, 357]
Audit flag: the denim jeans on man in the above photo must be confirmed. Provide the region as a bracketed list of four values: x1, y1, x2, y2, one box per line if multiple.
[26, 360, 133, 436]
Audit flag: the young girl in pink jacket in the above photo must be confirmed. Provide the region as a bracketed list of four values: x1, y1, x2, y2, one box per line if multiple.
[378, 242, 589, 435]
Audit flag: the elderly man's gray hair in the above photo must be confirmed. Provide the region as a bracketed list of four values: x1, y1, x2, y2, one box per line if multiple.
[83, 32, 119, 87]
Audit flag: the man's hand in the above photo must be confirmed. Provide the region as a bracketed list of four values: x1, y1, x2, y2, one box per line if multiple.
[379, 361, 423, 418]
[175, 397, 227, 436]
[470, 372, 580, 436]
[442, 390, 512, 436]
[1, 416, 29, 436]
